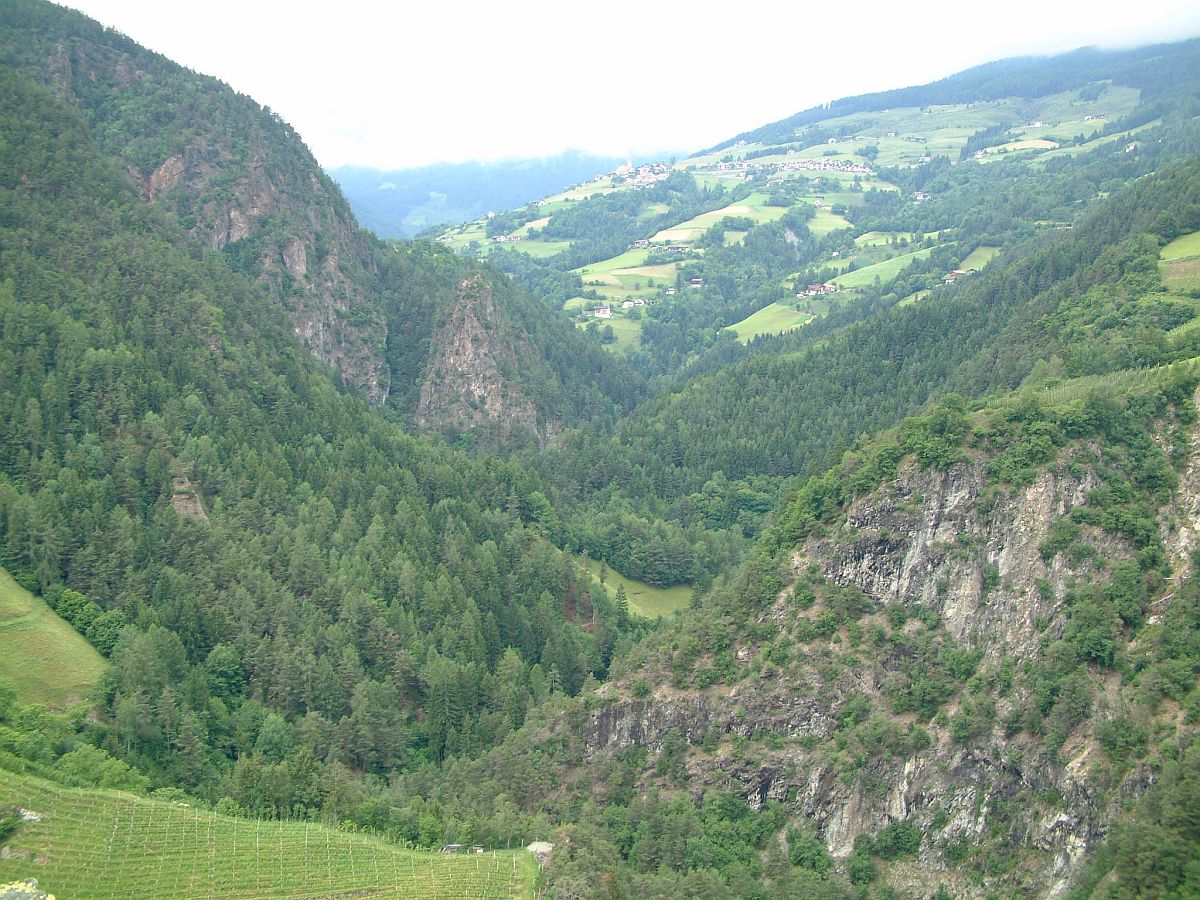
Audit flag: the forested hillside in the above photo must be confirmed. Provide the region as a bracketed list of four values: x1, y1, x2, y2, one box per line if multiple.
[0, 0, 642, 443]
[2, 4, 1200, 897]
[0, 19, 647, 814]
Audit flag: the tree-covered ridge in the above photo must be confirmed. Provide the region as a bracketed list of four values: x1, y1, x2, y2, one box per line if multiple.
[389, 369, 1200, 897]
[0, 0, 645, 444]
[0, 62, 642, 805]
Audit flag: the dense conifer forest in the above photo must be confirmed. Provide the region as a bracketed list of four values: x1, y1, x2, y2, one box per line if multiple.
[1, 3, 1199, 897]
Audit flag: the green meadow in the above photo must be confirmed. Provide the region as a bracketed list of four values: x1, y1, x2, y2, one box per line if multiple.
[509, 239, 572, 258]
[726, 303, 813, 342]
[578, 315, 642, 353]
[1161, 231, 1200, 260]
[807, 208, 851, 237]
[961, 246, 1001, 269]
[832, 246, 936, 289]
[583, 560, 691, 619]
[0, 567, 106, 710]
[0, 767, 537, 899]
[1160, 231, 1200, 291]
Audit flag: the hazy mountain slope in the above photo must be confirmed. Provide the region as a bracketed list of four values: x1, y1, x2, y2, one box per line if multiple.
[708, 37, 1200, 153]
[0, 0, 646, 448]
[332, 152, 628, 238]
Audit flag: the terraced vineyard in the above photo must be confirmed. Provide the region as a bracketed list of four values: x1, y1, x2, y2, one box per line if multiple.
[0, 769, 538, 899]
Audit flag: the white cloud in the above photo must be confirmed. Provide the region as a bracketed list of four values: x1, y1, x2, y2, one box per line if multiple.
[62, 0, 1200, 168]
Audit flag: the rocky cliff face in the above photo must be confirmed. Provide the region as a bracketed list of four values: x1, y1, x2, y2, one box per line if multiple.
[578, 408, 1199, 896]
[416, 275, 560, 447]
[29, 27, 390, 402]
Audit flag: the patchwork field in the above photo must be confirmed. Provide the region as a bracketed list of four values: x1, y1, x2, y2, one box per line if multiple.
[726, 302, 813, 342]
[0, 767, 538, 899]
[649, 193, 788, 244]
[583, 560, 691, 619]
[0, 567, 106, 710]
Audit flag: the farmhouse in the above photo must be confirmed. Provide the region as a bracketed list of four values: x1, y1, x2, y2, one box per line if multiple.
[665, 287, 676, 296]
[593, 306, 613, 319]
[621, 300, 634, 309]
[688, 278, 705, 289]
[912, 191, 932, 202]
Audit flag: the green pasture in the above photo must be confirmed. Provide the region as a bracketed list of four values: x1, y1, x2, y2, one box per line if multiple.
[1161, 231, 1200, 260]
[573, 248, 649, 276]
[897, 290, 932, 307]
[649, 194, 787, 244]
[583, 560, 691, 619]
[726, 303, 813, 342]
[807, 208, 852, 237]
[0, 767, 537, 899]
[855, 231, 922, 247]
[1162, 257, 1200, 293]
[577, 315, 642, 353]
[832, 246, 935, 289]
[0, 566, 106, 710]
[509, 239, 572, 259]
[961, 246, 1001, 269]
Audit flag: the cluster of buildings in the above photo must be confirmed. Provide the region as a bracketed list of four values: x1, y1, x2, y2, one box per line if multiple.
[613, 161, 673, 189]
[942, 267, 979, 284]
[714, 157, 874, 178]
[796, 283, 838, 298]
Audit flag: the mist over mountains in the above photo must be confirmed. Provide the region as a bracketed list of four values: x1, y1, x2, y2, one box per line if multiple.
[330, 151, 648, 238]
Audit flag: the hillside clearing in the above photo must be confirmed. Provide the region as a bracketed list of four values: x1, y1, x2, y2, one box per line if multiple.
[583, 560, 690, 619]
[832, 246, 936, 289]
[0, 567, 106, 710]
[1161, 231, 1200, 260]
[961, 246, 1001, 269]
[726, 303, 813, 342]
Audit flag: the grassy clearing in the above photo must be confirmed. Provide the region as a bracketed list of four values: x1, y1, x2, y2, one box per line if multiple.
[961, 246, 1001, 269]
[1161, 231, 1200, 261]
[1161, 257, 1200, 293]
[807, 208, 851, 237]
[577, 316, 641, 352]
[983, 138, 1059, 155]
[897, 290, 931, 307]
[511, 217, 550, 237]
[583, 560, 691, 619]
[0, 566, 106, 710]
[572, 249, 649, 276]
[0, 767, 538, 899]
[509, 240, 572, 259]
[832, 246, 935, 289]
[726, 303, 813, 342]
[855, 231, 921, 247]
[649, 194, 787, 244]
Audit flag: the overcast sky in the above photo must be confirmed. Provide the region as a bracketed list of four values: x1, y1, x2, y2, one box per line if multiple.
[60, 0, 1200, 170]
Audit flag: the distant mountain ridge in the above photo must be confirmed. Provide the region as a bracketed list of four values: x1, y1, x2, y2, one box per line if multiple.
[331, 152, 637, 238]
[703, 38, 1200, 153]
